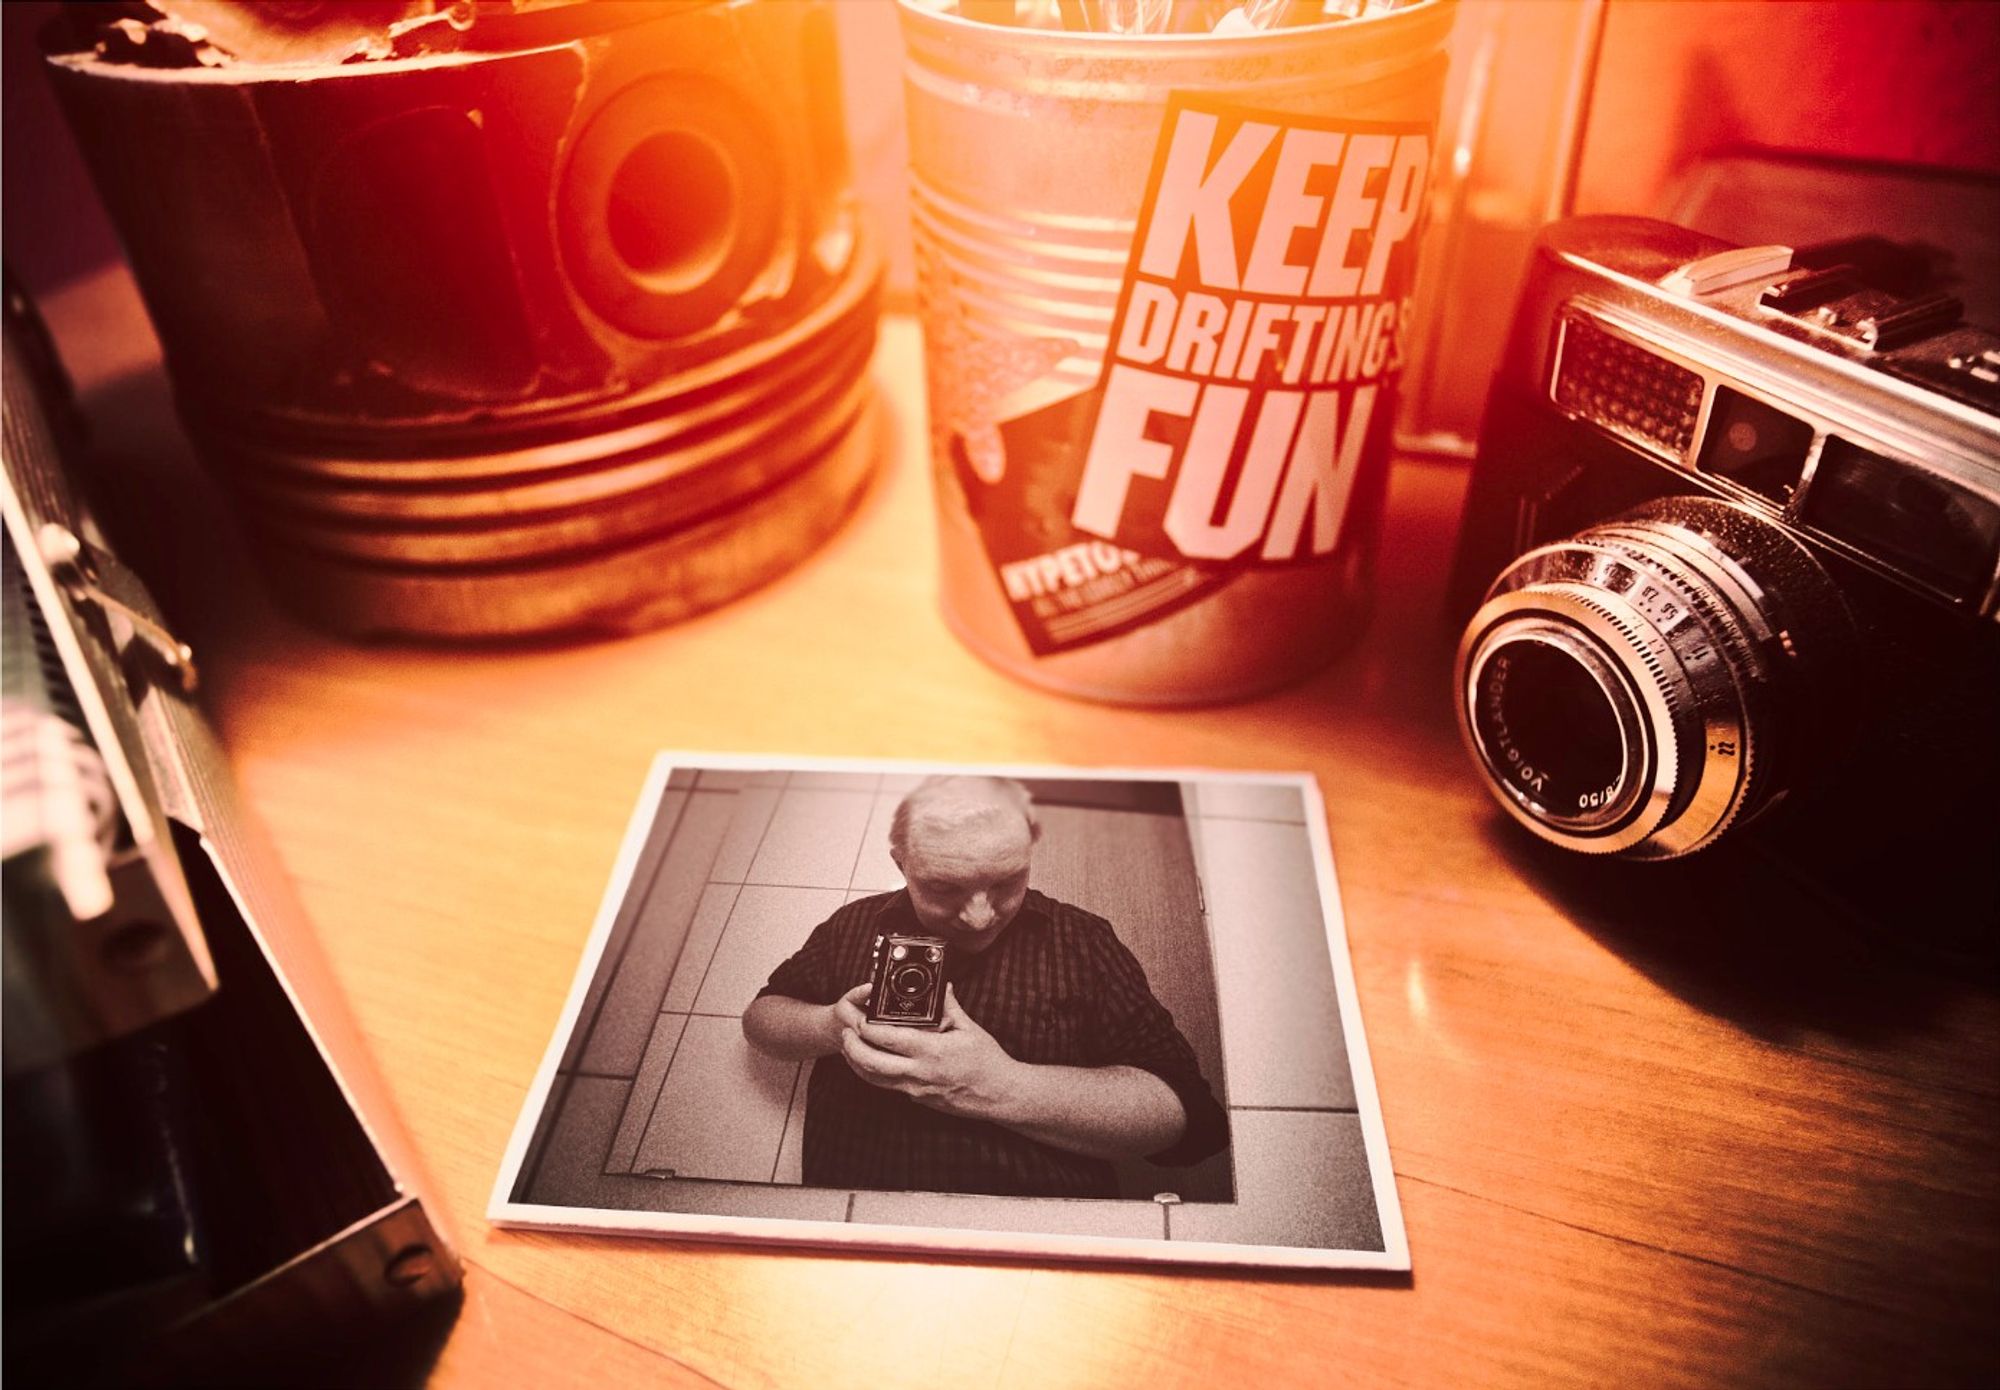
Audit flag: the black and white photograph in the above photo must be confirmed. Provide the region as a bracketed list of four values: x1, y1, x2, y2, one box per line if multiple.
[490, 755, 1405, 1270]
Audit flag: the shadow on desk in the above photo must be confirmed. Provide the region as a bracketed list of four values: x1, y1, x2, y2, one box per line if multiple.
[308, 1291, 461, 1390]
[499, 1226, 1415, 1294]
[1485, 815, 1992, 1047]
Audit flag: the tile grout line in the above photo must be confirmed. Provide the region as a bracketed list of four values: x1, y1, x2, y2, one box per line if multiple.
[619, 1015, 693, 1177]
[1180, 787, 1245, 1212]
[684, 791, 785, 1014]
[570, 791, 692, 1075]
[768, 1061, 805, 1184]
[642, 778, 883, 1187]
[530, 788, 690, 1197]
[515, 1071, 576, 1203]
[773, 780, 876, 1186]
[610, 786, 752, 1171]
[647, 788, 750, 1021]
[842, 785, 884, 895]
[646, 781, 823, 1183]
[665, 883, 744, 1020]
[590, 1072, 640, 1181]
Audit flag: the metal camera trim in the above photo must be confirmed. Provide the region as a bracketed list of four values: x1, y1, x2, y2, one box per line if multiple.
[1544, 291, 2000, 619]
[1451, 215, 1998, 924]
[1547, 298, 1849, 529]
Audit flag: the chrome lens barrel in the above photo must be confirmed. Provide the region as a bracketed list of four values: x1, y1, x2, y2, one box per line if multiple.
[1455, 496, 1846, 859]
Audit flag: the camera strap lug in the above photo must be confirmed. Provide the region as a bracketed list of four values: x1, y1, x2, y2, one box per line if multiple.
[37, 522, 199, 696]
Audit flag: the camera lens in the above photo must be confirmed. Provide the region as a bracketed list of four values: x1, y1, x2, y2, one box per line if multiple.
[1455, 497, 1850, 858]
[893, 965, 931, 997]
[1467, 629, 1641, 832]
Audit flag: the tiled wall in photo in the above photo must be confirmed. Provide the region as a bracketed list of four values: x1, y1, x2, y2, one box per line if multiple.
[604, 771, 912, 1186]
[1179, 779, 1379, 1251]
[513, 770, 922, 1194]
[515, 767, 1381, 1256]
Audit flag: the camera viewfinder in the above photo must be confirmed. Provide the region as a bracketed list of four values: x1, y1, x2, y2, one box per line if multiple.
[1803, 439, 2000, 602]
[1695, 387, 1815, 504]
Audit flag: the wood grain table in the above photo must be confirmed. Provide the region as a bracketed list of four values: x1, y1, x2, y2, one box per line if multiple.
[44, 273, 2000, 1388]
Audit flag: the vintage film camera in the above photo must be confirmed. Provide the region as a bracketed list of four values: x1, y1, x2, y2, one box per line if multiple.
[1449, 217, 2000, 944]
[866, 933, 950, 1029]
[2, 282, 459, 1381]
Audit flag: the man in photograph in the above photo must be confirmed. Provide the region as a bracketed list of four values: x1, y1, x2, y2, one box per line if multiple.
[742, 776, 1228, 1199]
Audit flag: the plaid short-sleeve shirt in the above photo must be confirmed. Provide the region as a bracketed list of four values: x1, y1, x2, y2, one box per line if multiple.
[757, 888, 1229, 1198]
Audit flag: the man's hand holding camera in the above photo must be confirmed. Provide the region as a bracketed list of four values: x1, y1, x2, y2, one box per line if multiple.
[836, 983, 1016, 1120]
[746, 777, 1226, 1185]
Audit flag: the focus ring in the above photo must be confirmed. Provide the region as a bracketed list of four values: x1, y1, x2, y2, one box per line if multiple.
[1457, 533, 1762, 858]
[1590, 529, 1766, 852]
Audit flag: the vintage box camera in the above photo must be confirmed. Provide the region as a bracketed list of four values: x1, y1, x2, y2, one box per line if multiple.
[866, 933, 949, 1030]
[1449, 217, 1999, 945]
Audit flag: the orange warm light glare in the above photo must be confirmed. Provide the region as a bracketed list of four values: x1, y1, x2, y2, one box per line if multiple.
[1401, 0, 2000, 448]
[32, 0, 877, 641]
[692, 1254, 1167, 1387]
[1574, 0, 2000, 217]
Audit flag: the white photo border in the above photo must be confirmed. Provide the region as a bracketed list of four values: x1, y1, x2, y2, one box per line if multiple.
[488, 751, 1409, 1272]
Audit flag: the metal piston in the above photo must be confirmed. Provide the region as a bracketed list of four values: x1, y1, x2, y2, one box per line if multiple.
[45, 0, 878, 639]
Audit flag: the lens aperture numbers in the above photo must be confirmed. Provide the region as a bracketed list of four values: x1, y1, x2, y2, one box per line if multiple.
[1470, 633, 1630, 823]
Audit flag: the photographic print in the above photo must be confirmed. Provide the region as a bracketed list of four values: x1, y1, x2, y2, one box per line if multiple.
[490, 755, 1406, 1270]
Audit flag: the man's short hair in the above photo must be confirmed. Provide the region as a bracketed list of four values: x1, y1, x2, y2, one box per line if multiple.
[888, 776, 1041, 861]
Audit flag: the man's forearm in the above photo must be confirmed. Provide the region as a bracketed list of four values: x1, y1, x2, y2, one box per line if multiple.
[742, 994, 839, 1060]
[988, 1062, 1187, 1162]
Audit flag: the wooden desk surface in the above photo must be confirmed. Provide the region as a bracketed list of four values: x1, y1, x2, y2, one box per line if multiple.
[46, 277, 2000, 1388]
